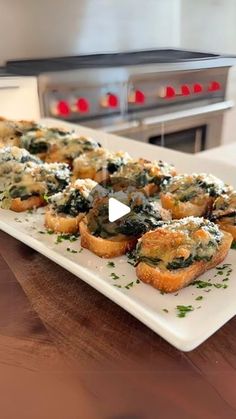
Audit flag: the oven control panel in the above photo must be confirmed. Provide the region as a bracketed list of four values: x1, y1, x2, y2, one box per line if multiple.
[44, 83, 122, 120]
[42, 67, 227, 121]
[127, 68, 227, 113]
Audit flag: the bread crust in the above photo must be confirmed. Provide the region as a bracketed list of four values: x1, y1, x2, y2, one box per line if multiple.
[136, 230, 233, 293]
[10, 196, 45, 212]
[45, 208, 84, 234]
[216, 220, 236, 241]
[160, 193, 214, 219]
[79, 218, 137, 258]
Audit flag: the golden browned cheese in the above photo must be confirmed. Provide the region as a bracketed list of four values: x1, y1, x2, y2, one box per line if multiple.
[160, 173, 232, 219]
[136, 230, 232, 293]
[212, 192, 236, 241]
[73, 148, 131, 181]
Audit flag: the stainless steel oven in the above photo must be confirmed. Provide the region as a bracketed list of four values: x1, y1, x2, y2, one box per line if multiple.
[108, 100, 233, 153]
[6, 49, 235, 153]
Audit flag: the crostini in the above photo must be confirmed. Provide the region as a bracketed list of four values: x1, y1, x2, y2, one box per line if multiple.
[0, 117, 101, 164]
[160, 173, 232, 219]
[79, 192, 171, 258]
[211, 191, 236, 241]
[112, 158, 176, 196]
[45, 178, 97, 233]
[0, 146, 70, 212]
[73, 148, 131, 182]
[44, 133, 101, 165]
[0, 117, 37, 148]
[136, 217, 232, 293]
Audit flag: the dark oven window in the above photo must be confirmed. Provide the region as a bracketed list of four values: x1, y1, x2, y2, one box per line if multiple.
[149, 126, 206, 154]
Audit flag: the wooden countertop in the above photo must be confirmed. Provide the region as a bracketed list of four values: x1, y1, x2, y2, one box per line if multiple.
[0, 230, 236, 419]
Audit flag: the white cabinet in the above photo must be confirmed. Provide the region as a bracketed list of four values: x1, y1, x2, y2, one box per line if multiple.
[0, 76, 40, 120]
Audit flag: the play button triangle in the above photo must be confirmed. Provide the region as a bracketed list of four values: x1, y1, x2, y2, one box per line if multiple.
[108, 197, 131, 222]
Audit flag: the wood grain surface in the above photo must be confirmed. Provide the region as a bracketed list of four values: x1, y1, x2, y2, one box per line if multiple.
[0, 230, 235, 419]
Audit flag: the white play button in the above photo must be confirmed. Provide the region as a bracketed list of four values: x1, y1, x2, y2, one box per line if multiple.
[108, 197, 131, 222]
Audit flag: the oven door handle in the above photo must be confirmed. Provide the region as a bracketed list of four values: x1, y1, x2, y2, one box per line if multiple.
[142, 100, 234, 126]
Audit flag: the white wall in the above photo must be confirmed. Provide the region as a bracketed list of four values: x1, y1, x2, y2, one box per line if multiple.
[0, 0, 180, 66]
[180, 0, 236, 144]
[1, 0, 236, 145]
[180, 0, 236, 54]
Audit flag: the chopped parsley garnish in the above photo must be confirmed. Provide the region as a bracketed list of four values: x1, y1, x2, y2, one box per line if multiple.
[191, 264, 232, 290]
[176, 305, 194, 318]
[38, 229, 54, 235]
[231, 242, 236, 249]
[107, 261, 115, 268]
[55, 233, 78, 244]
[192, 280, 212, 289]
[14, 218, 22, 223]
[110, 272, 119, 280]
[66, 247, 77, 254]
[126, 250, 137, 266]
[162, 308, 169, 313]
[213, 283, 228, 289]
[195, 296, 203, 301]
[125, 281, 134, 290]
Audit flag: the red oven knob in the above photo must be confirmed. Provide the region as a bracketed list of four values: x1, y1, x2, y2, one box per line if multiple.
[208, 81, 221, 91]
[128, 89, 145, 104]
[165, 86, 175, 99]
[181, 85, 191, 96]
[56, 100, 70, 116]
[108, 93, 119, 108]
[135, 90, 145, 104]
[193, 83, 203, 94]
[100, 93, 119, 108]
[76, 98, 90, 113]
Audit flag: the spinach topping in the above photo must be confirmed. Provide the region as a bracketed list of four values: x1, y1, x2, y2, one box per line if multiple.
[138, 255, 161, 267]
[56, 190, 90, 217]
[167, 255, 193, 270]
[178, 190, 198, 202]
[196, 179, 221, 197]
[107, 161, 122, 174]
[27, 141, 49, 155]
[9, 185, 39, 200]
[88, 197, 164, 239]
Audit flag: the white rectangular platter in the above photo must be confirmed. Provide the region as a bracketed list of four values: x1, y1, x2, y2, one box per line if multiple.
[0, 118, 235, 351]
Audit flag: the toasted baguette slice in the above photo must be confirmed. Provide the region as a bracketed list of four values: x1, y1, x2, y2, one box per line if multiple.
[10, 196, 45, 212]
[216, 220, 236, 242]
[79, 218, 137, 258]
[160, 193, 214, 219]
[45, 208, 84, 234]
[136, 230, 232, 293]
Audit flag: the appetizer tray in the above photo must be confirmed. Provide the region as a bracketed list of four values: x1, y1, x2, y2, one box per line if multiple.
[0, 118, 236, 351]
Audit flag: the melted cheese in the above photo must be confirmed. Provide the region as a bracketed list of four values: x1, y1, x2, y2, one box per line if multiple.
[162, 173, 231, 203]
[137, 217, 223, 270]
[0, 146, 70, 206]
[114, 158, 176, 182]
[73, 148, 131, 172]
